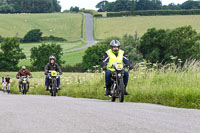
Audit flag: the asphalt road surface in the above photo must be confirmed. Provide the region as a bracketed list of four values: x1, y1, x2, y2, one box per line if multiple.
[63, 13, 97, 53]
[0, 92, 200, 133]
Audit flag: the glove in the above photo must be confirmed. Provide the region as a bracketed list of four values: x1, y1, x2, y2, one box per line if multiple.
[103, 66, 107, 71]
[129, 64, 134, 70]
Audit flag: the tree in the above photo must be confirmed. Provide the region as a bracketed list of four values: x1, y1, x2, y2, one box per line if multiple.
[23, 29, 42, 43]
[30, 43, 64, 71]
[0, 37, 26, 71]
[82, 44, 109, 71]
[70, 6, 79, 12]
[139, 28, 167, 63]
[121, 34, 143, 63]
[135, 0, 162, 10]
[1, 0, 61, 13]
[181, 0, 200, 9]
[162, 26, 200, 62]
[96, 0, 108, 12]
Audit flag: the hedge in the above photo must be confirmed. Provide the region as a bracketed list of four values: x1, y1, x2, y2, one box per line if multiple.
[107, 9, 200, 17]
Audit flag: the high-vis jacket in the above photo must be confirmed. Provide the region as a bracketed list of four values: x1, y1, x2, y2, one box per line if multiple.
[105, 49, 124, 71]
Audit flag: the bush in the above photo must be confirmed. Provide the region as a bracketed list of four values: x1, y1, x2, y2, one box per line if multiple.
[30, 43, 65, 71]
[80, 9, 99, 16]
[139, 26, 200, 63]
[121, 34, 143, 63]
[139, 28, 167, 63]
[23, 29, 42, 43]
[82, 43, 109, 71]
[62, 63, 85, 72]
[107, 9, 200, 17]
[94, 14, 103, 17]
[42, 35, 66, 42]
[0, 37, 26, 71]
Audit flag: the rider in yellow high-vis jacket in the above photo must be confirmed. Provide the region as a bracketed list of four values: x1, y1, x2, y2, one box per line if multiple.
[102, 40, 134, 96]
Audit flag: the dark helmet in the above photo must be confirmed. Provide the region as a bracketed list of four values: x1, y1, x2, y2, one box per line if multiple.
[110, 40, 120, 53]
[49, 56, 56, 63]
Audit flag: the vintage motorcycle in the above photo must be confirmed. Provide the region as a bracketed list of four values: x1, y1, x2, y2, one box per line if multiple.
[20, 76, 29, 95]
[108, 63, 129, 102]
[47, 70, 59, 97]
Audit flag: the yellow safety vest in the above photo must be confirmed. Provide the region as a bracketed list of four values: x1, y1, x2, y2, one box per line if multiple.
[106, 49, 124, 71]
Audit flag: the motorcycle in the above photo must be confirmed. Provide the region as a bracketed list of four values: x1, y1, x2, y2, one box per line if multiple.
[3, 83, 10, 94]
[21, 76, 29, 95]
[108, 63, 129, 102]
[47, 70, 59, 97]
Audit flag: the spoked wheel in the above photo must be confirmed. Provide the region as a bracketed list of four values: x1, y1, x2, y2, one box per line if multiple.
[22, 84, 27, 95]
[51, 79, 57, 97]
[119, 79, 125, 103]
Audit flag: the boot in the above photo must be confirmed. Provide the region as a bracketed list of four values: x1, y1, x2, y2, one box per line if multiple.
[124, 84, 129, 95]
[19, 85, 22, 92]
[104, 84, 111, 96]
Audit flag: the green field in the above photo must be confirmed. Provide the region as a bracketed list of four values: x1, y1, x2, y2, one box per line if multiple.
[1, 61, 200, 109]
[62, 49, 86, 65]
[95, 15, 200, 40]
[0, 13, 82, 41]
[19, 48, 86, 67]
[20, 41, 86, 58]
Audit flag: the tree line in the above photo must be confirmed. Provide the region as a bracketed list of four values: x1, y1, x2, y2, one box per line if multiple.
[96, 0, 200, 12]
[0, 0, 61, 13]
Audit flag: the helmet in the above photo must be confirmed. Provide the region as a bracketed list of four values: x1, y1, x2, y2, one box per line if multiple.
[110, 40, 120, 53]
[49, 56, 56, 63]
[22, 66, 26, 70]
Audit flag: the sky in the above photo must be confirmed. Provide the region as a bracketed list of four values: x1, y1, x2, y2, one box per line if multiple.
[58, 0, 188, 11]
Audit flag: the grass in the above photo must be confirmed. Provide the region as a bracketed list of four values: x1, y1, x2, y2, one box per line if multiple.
[0, 13, 82, 41]
[20, 41, 86, 58]
[2, 60, 200, 109]
[19, 49, 86, 67]
[62, 49, 86, 65]
[94, 15, 200, 40]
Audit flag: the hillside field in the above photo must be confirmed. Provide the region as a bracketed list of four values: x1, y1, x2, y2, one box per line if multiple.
[0, 13, 83, 41]
[94, 15, 200, 40]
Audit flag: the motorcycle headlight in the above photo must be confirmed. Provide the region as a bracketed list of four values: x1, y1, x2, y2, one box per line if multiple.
[118, 73, 122, 77]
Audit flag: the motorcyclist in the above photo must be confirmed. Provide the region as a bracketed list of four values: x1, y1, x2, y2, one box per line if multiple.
[5, 75, 10, 89]
[102, 40, 134, 96]
[1, 77, 5, 90]
[16, 66, 33, 92]
[44, 56, 62, 91]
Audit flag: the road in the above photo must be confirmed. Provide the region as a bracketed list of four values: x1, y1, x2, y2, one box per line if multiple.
[63, 13, 98, 53]
[0, 92, 200, 133]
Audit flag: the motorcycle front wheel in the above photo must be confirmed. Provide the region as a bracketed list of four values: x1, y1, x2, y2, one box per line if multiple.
[119, 79, 125, 103]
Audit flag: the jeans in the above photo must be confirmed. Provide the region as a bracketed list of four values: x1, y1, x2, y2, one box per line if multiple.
[105, 70, 129, 86]
[45, 75, 60, 87]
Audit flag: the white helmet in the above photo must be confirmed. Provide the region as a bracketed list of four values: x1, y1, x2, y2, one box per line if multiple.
[110, 40, 120, 53]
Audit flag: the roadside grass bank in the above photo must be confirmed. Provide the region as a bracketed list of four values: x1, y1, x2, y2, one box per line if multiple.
[1, 61, 200, 109]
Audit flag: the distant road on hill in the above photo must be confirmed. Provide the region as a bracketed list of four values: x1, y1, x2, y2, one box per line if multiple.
[63, 13, 98, 53]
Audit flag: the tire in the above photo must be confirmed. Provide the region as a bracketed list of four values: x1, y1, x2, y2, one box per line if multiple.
[52, 78, 57, 97]
[111, 96, 116, 102]
[110, 84, 116, 102]
[119, 79, 124, 103]
[23, 84, 27, 95]
[7, 86, 10, 94]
